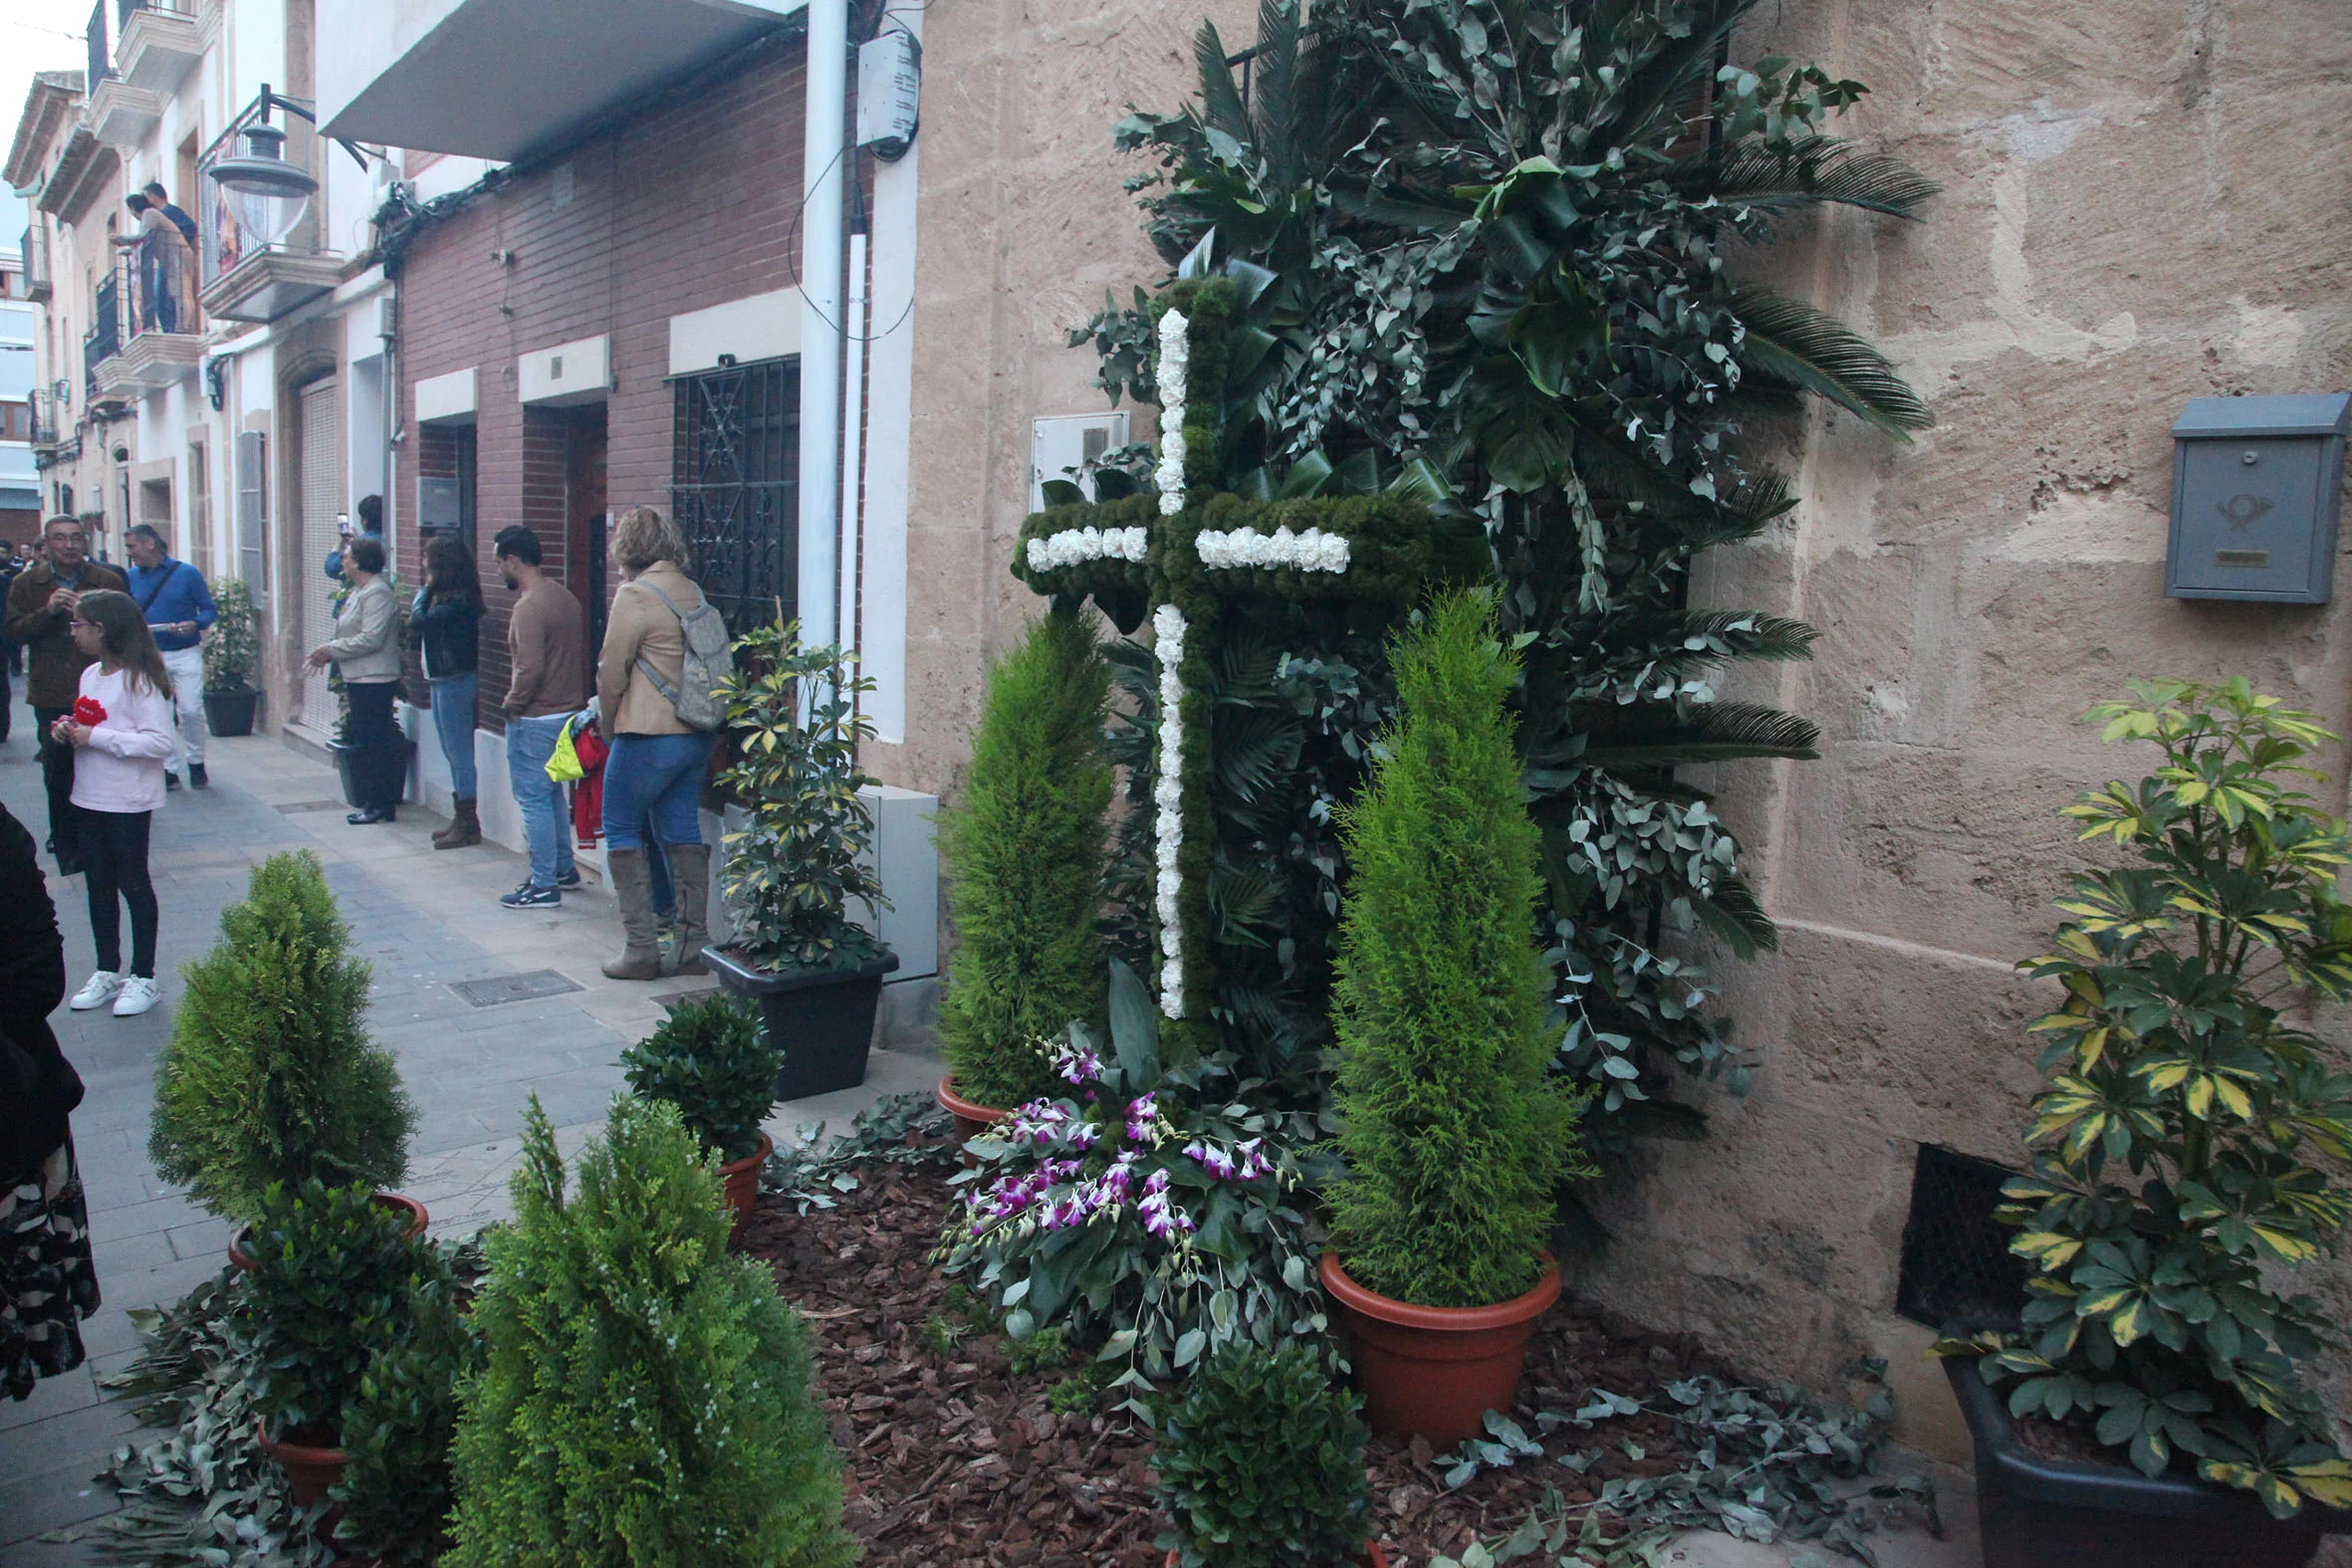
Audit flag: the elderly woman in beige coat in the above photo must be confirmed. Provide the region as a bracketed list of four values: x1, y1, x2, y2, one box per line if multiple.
[304, 536, 403, 824]
[593, 506, 719, 980]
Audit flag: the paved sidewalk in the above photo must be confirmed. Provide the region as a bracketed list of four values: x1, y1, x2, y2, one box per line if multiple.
[0, 711, 941, 1564]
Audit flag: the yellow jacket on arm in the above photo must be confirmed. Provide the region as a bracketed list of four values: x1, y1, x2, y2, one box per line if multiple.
[596, 560, 705, 737]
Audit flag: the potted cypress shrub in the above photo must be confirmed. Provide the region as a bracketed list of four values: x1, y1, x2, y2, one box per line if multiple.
[1155, 1340, 1385, 1568]
[148, 851, 421, 1251]
[935, 607, 1113, 1138]
[707, 615, 899, 1100]
[336, 1267, 478, 1568]
[237, 1178, 447, 1512]
[202, 575, 263, 736]
[1318, 592, 1588, 1449]
[445, 1093, 857, 1567]
[1938, 680, 2352, 1567]
[619, 992, 785, 1229]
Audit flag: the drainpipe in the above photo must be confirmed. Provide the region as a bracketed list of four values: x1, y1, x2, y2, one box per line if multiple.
[836, 226, 867, 657]
[798, 0, 849, 651]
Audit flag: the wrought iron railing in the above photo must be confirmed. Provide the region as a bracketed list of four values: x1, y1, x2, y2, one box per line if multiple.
[84, 267, 120, 398]
[198, 92, 327, 288]
[87, 0, 113, 87]
[118, 0, 196, 25]
[27, 390, 60, 446]
[17, 225, 46, 299]
[83, 242, 197, 391]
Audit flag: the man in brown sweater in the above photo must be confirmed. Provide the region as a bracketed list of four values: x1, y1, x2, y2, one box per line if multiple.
[491, 525, 588, 908]
[5, 517, 127, 873]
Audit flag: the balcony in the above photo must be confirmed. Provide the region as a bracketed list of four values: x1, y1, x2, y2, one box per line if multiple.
[20, 226, 52, 305]
[195, 98, 344, 324]
[85, 248, 202, 403]
[318, 0, 804, 161]
[81, 0, 164, 147]
[117, 0, 204, 93]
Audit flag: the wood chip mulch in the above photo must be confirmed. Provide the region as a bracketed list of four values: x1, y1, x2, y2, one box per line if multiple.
[737, 1152, 1738, 1568]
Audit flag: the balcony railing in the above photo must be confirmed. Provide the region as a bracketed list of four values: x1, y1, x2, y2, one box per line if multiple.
[87, 0, 112, 87]
[19, 225, 51, 304]
[85, 242, 202, 397]
[27, 391, 61, 447]
[84, 267, 120, 399]
[118, 0, 196, 23]
[196, 94, 344, 324]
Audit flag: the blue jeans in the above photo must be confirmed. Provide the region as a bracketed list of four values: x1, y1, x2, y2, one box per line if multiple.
[505, 712, 578, 890]
[429, 672, 479, 801]
[601, 732, 716, 852]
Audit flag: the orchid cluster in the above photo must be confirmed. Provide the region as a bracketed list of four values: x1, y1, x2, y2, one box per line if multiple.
[1023, 524, 1150, 572]
[1153, 308, 1190, 515]
[1150, 602, 1190, 1017]
[1194, 525, 1352, 574]
[936, 1006, 1328, 1391]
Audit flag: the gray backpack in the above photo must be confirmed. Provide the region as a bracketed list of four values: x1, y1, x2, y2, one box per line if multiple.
[631, 577, 732, 731]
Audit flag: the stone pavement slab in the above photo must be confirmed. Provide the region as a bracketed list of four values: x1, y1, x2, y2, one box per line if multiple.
[0, 705, 942, 1562]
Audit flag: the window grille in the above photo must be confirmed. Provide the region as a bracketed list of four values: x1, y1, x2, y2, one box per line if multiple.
[669, 358, 800, 635]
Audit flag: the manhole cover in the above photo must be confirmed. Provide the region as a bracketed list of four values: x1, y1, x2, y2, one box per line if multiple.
[450, 970, 584, 1008]
[274, 799, 350, 813]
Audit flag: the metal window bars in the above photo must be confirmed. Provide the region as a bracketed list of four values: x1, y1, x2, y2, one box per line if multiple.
[669, 360, 802, 635]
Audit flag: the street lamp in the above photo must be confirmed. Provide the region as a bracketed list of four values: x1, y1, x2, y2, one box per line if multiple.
[205, 90, 319, 249]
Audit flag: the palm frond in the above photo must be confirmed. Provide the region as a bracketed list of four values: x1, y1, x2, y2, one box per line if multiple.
[1731, 285, 1933, 436]
[1210, 707, 1304, 801]
[1207, 860, 1283, 948]
[1601, 0, 1759, 152]
[1690, 875, 1778, 959]
[1669, 608, 1818, 662]
[1249, 0, 1300, 185]
[1194, 18, 1252, 147]
[1578, 700, 1821, 768]
[1694, 135, 1938, 219]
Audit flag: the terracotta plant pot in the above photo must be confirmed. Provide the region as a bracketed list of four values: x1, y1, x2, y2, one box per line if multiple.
[256, 1421, 349, 1507]
[1319, 1250, 1559, 1450]
[718, 1132, 775, 1232]
[1164, 1546, 1388, 1568]
[228, 1191, 430, 1273]
[935, 1075, 1010, 1142]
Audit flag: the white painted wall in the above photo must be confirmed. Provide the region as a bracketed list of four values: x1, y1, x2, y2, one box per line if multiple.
[856, 4, 919, 744]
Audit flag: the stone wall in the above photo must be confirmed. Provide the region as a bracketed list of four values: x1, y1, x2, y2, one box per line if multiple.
[881, 0, 2352, 1464]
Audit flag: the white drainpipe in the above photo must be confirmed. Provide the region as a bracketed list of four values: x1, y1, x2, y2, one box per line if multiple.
[798, 0, 849, 650]
[836, 229, 867, 656]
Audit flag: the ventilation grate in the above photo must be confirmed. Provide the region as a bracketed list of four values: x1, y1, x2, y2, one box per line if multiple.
[450, 970, 585, 1008]
[1895, 1143, 2031, 1332]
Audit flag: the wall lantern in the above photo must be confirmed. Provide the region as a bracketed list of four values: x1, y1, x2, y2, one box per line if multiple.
[206, 90, 319, 249]
[2166, 393, 2352, 604]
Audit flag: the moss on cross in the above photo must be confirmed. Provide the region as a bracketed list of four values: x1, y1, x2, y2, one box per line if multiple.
[1012, 277, 1430, 1028]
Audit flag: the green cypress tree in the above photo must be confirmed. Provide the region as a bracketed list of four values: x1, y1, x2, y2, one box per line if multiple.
[1326, 592, 1589, 1308]
[936, 607, 1114, 1107]
[446, 1094, 854, 1568]
[148, 850, 414, 1222]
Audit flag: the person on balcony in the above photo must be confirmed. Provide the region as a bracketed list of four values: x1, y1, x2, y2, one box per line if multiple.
[5, 519, 126, 875]
[141, 182, 197, 255]
[123, 525, 218, 792]
[112, 194, 194, 336]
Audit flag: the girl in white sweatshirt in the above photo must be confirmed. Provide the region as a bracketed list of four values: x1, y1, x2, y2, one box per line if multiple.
[51, 590, 176, 1017]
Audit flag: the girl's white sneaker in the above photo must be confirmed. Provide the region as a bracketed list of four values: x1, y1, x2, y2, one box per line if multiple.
[70, 971, 122, 1010]
[113, 977, 161, 1017]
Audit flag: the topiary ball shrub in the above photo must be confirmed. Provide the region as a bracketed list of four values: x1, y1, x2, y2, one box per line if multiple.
[233, 1178, 440, 1445]
[1154, 1339, 1373, 1568]
[620, 992, 784, 1162]
[337, 1268, 478, 1567]
[936, 607, 1114, 1109]
[1326, 590, 1588, 1308]
[149, 850, 415, 1223]
[446, 1094, 856, 1568]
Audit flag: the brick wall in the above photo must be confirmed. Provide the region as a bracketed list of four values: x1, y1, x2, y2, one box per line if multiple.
[393, 41, 810, 730]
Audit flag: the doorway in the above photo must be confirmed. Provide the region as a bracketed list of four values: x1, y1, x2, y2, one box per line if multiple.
[564, 405, 607, 660]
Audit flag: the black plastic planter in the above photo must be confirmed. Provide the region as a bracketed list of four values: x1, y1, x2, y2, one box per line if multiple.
[1945, 1358, 2350, 1567]
[329, 739, 413, 808]
[704, 946, 898, 1100]
[203, 687, 259, 737]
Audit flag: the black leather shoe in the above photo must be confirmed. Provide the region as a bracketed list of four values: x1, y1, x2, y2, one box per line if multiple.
[347, 807, 396, 825]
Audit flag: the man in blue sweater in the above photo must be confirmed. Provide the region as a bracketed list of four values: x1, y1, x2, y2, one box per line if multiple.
[124, 525, 219, 790]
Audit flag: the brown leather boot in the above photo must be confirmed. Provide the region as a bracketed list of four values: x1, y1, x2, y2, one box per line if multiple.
[433, 798, 483, 850]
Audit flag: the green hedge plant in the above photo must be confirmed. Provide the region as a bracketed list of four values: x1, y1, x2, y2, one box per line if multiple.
[1154, 1339, 1372, 1568]
[232, 1178, 440, 1444]
[620, 993, 784, 1162]
[337, 1270, 478, 1568]
[149, 850, 415, 1222]
[1326, 592, 1588, 1307]
[1945, 680, 2352, 1516]
[937, 607, 1114, 1108]
[447, 1094, 855, 1567]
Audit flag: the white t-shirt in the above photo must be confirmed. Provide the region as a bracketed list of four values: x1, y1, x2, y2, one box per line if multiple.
[69, 663, 177, 814]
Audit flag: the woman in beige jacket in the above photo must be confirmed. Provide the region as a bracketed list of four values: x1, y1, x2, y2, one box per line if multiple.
[304, 537, 403, 824]
[593, 507, 719, 979]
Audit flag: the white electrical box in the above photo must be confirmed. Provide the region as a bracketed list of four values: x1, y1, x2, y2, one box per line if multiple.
[856, 31, 921, 158]
[1031, 412, 1131, 511]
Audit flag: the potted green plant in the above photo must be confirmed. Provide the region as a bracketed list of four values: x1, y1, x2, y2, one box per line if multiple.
[236, 1178, 446, 1511]
[1155, 1339, 1384, 1568]
[202, 575, 263, 736]
[148, 851, 420, 1250]
[619, 992, 785, 1229]
[1318, 592, 1588, 1448]
[935, 607, 1114, 1137]
[708, 615, 898, 1100]
[1937, 680, 2352, 1567]
[444, 1094, 857, 1566]
[336, 1263, 479, 1568]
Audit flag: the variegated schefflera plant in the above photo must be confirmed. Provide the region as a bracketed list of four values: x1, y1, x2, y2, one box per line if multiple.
[1941, 679, 2352, 1516]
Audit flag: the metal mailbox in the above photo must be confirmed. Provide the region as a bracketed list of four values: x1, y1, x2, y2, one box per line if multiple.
[2166, 392, 2351, 603]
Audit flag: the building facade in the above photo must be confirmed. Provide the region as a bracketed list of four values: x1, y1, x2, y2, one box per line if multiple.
[0, 238, 36, 544]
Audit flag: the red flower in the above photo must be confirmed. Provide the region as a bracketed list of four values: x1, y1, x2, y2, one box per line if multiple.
[72, 696, 108, 728]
